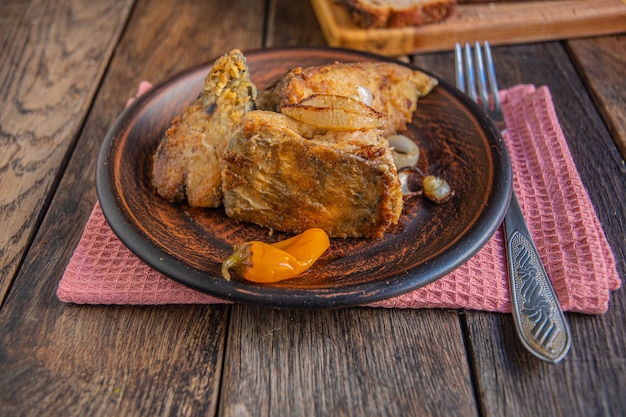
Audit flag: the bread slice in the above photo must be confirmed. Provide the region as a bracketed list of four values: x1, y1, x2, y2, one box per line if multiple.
[221, 110, 403, 239]
[339, 0, 456, 29]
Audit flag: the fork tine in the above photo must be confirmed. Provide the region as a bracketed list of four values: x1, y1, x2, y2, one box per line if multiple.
[463, 43, 478, 104]
[483, 41, 502, 117]
[474, 42, 490, 114]
[455, 41, 503, 121]
[454, 43, 465, 93]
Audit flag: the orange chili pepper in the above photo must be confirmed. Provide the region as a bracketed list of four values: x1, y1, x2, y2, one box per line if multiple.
[221, 228, 330, 283]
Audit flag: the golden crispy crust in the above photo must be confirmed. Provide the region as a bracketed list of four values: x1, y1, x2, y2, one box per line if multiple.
[221, 111, 403, 238]
[153, 55, 436, 238]
[340, 0, 456, 29]
[256, 61, 437, 136]
[151, 49, 256, 207]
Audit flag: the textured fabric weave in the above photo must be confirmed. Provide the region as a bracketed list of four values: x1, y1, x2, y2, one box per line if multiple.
[57, 84, 621, 313]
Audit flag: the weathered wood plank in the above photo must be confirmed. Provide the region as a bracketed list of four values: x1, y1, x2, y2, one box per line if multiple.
[265, 0, 327, 47]
[0, 0, 265, 415]
[2, 0, 623, 415]
[1, 304, 229, 417]
[0, 0, 135, 305]
[221, 306, 478, 417]
[567, 35, 626, 160]
[419, 41, 626, 417]
[218, 2, 478, 416]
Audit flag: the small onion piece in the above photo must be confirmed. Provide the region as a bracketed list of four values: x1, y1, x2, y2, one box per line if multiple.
[355, 85, 373, 106]
[423, 175, 454, 204]
[398, 170, 412, 195]
[388, 134, 420, 169]
[397, 167, 423, 197]
[281, 94, 384, 130]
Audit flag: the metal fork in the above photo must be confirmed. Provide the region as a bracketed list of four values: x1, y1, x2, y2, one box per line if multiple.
[455, 42, 571, 363]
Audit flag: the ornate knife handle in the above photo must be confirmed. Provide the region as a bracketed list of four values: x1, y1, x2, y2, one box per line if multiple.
[504, 192, 571, 363]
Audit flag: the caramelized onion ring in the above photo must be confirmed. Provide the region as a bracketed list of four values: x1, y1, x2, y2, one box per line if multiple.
[281, 94, 384, 130]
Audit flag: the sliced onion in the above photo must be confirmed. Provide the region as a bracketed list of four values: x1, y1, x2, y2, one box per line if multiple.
[281, 94, 384, 130]
[398, 170, 411, 195]
[397, 167, 423, 197]
[388, 134, 420, 169]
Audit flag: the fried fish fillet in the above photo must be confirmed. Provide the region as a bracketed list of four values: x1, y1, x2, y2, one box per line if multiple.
[256, 61, 437, 136]
[152, 49, 257, 207]
[221, 110, 403, 238]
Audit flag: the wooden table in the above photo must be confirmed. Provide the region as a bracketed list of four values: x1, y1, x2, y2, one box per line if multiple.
[1, 1, 624, 415]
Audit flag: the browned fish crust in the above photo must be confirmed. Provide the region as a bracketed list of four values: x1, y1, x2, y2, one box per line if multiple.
[151, 49, 256, 207]
[256, 61, 437, 136]
[221, 111, 403, 238]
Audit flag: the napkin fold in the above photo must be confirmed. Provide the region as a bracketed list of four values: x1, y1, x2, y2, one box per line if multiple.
[57, 83, 621, 313]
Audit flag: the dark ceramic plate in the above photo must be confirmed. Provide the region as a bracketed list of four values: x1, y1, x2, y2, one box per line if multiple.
[96, 47, 511, 308]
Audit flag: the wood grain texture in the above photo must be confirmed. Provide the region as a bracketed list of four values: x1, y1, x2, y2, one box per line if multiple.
[220, 306, 478, 417]
[310, 0, 626, 55]
[0, 0, 134, 305]
[216, 1, 479, 415]
[1, 0, 624, 415]
[0, 304, 228, 417]
[567, 36, 626, 160]
[414, 41, 626, 417]
[266, 0, 327, 46]
[502, 41, 624, 417]
[0, 0, 265, 415]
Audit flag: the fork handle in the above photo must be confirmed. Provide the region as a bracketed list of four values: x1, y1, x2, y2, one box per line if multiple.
[503, 192, 571, 363]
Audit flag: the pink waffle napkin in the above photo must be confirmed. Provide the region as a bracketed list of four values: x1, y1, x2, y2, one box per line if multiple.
[57, 83, 621, 313]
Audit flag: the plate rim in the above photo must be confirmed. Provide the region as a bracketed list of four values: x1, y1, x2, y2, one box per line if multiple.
[96, 46, 512, 308]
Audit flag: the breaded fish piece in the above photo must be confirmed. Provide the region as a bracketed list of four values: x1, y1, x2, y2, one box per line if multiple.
[152, 49, 257, 207]
[221, 110, 403, 239]
[256, 61, 437, 136]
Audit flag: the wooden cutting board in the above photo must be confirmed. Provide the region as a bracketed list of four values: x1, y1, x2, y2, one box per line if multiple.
[310, 0, 626, 55]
